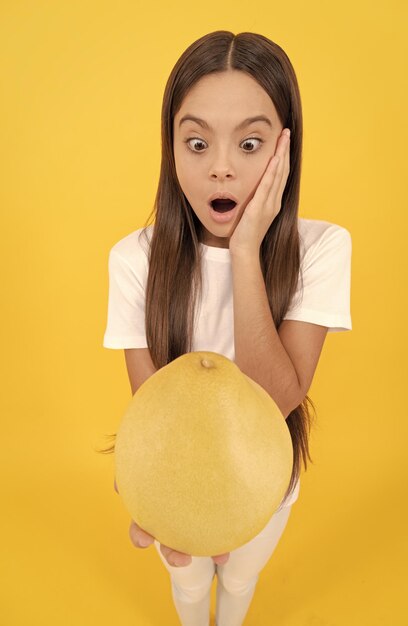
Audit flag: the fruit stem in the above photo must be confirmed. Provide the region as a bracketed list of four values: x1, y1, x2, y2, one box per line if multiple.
[201, 358, 215, 369]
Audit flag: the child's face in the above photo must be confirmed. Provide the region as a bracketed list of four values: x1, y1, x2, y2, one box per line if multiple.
[173, 69, 283, 248]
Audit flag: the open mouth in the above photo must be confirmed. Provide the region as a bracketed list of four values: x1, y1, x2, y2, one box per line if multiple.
[210, 199, 237, 213]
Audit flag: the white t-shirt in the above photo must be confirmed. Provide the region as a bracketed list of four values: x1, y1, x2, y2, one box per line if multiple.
[103, 218, 352, 509]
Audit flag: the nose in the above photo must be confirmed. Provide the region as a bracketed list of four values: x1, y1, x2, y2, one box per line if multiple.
[210, 169, 234, 180]
[209, 152, 236, 180]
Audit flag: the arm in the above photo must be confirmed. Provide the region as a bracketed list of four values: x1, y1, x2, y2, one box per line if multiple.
[124, 347, 158, 395]
[231, 251, 328, 418]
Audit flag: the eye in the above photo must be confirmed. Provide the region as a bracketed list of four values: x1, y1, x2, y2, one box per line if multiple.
[183, 136, 264, 155]
[184, 137, 208, 153]
[240, 138, 264, 154]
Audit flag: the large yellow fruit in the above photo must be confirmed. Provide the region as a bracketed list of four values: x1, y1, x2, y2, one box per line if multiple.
[115, 351, 293, 556]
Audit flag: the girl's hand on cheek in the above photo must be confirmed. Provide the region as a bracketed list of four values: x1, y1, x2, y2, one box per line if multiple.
[229, 128, 291, 257]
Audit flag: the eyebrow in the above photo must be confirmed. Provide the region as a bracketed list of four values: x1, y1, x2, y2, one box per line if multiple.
[178, 114, 273, 131]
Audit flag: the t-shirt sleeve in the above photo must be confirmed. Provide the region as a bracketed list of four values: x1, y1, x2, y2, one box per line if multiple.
[282, 226, 352, 332]
[102, 247, 148, 349]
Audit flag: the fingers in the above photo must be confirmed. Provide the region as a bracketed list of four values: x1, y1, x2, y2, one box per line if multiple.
[160, 545, 230, 568]
[129, 520, 155, 549]
[160, 544, 192, 567]
[264, 129, 290, 211]
[129, 520, 192, 567]
[276, 130, 290, 200]
[129, 520, 230, 568]
[270, 131, 290, 186]
[212, 553, 230, 565]
[251, 134, 287, 213]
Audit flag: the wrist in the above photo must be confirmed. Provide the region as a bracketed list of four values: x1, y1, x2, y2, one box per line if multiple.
[229, 245, 261, 264]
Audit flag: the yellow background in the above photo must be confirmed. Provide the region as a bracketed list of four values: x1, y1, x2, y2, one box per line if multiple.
[1, 1, 407, 624]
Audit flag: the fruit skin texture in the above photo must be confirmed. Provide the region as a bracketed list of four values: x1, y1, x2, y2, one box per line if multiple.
[115, 351, 293, 556]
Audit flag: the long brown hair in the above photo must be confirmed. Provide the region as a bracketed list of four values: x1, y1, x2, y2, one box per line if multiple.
[99, 30, 317, 506]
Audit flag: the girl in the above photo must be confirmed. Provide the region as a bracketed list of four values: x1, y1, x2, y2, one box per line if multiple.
[101, 30, 352, 626]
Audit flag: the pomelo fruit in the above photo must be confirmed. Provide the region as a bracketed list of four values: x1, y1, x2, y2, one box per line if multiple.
[115, 350, 293, 556]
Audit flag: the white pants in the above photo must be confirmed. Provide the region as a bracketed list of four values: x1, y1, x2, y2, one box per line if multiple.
[153, 504, 292, 626]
